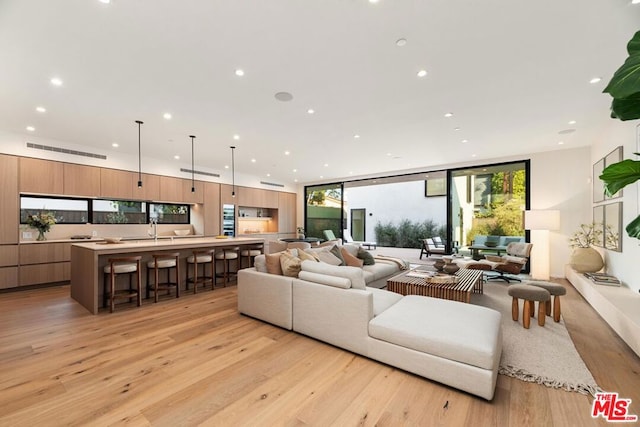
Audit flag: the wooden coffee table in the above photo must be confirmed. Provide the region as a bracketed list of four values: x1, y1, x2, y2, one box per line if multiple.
[386, 267, 483, 303]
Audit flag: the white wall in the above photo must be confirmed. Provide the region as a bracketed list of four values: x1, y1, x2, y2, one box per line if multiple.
[344, 181, 447, 241]
[591, 121, 640, 293]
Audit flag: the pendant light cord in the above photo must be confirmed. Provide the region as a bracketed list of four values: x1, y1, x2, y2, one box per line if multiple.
[190, 135, 196, 192]
[231, 146, 236, 197]
[136, 120, 143, 187]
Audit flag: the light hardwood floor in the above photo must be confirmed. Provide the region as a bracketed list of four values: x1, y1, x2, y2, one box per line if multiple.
[0, 279, 638, 426]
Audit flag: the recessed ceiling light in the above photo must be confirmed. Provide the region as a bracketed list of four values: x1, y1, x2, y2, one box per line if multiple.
[444, 112, 453, 118]
[354, 134, 360, 139]
[284, 150, 290, 155]
[235, 69, 245, 77]
[112, 143, 119, 148]
[307, 109, 315, 114]
[98, 0, 111, 4]
[386, 152, 392, 156]
[275, 92, 293, 102]
[36, 106, 46, 113]
[633, 0, 640, 4]
[224, 165, 229, 169]
[568, 120, 576, 125]
[369, 0, 379, 3]
[50, 77, 63, 86]
[324, 163, 329, 167]
[349, 171, 354, 175]
[293, 169, 297, 173]
[471, 154, 477, 157]
[174, 155, 180, 160]
[589, 77, 602, 84]
[417, 70, 428, 78]
[319, 176, 324, 179]
[294, 179, 298, 183]
[396, 38, 407, 47]
[461, 139, 468, 143]
[454, 127, 461, 131]
[233, 134, 240, 140]
[251, 158, 256, 163]
[266, 173, 271, 177]
[26, 126, 35, 132]
[558, 141, 565, 145]
[163, 112, 172, 120]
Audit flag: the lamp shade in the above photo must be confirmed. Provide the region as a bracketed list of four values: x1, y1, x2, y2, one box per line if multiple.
[524, 210, 560, 231]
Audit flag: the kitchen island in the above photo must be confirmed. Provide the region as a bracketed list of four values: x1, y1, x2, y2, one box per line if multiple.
[70, 236, 264, 314]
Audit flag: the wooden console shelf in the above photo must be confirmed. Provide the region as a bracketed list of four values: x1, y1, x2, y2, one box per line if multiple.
[565, 265, 640, 358]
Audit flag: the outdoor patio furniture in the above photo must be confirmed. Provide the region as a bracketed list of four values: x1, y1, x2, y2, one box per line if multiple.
[342, 229, 377, 249]
[419, 238, 447, 259]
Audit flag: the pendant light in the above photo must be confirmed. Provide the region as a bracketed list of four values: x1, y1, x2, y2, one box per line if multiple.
[189, 135, 196, 192]
[230, 145, 236, 197]
[135, 120, 144, 187]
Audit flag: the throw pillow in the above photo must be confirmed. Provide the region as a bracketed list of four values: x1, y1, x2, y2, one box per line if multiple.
[298, 250, 319, 262]
[341, 244, 360, 257]
[341, 247, 364, 268]
[356, 247, 375, 265]
[265, 252, 284, 275]
[280, 250, 302, 277]
[254, 254, 268, 273]
[316, 251, 343, 266]
[318, 238, 342, 248]
[329, 245, 345, 266]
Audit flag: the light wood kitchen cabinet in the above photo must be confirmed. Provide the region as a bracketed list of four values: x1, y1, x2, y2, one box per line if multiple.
[100, 168, 135, 200]
[19, 157, 64, 194]
[159, 176, 183, 203]
[0, 154, 19, 244]
[0, 245, 19, 267]
[278, 192, 297, 234]
[0, 267, 18, 289]
[64, 163, 101, 197]
[203, 182, 221, 236]
[182, 178, 204, 204]
[238, 187, 279, 208]
[132, 173, 160, 201]
[19, 242, 71, 286]
[220, 184, 236, 206]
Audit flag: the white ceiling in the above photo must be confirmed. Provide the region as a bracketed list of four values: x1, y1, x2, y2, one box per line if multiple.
[0, 0, 638, 186]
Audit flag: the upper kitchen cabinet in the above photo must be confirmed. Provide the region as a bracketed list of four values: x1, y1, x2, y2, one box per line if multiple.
[132, 173, 160, 201]
[63, 163, 100, 197]
[100, 168, 135, 200]
[19, 157, 63, 194]
[220, 183, 235, 206]
[0, 154, 19, 243]
[278, 192, 297, 234]
[159, 176, 183, 203]
[182, 178, 204, 204]
[238, 187, 279, 208]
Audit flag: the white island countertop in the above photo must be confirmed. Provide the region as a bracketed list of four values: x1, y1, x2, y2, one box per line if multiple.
[71, 236, 263, 253]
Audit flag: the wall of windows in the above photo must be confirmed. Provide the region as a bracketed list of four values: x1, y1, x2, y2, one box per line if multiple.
[20, 196, 190, 225]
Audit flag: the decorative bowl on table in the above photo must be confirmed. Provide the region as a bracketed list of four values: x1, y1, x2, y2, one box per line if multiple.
[484, 241, 498, 247]
[174, 229, 190, 236]
[103, 237, 122, 244]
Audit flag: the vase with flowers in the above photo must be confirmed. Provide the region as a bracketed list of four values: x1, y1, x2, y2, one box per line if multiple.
[26, 211, 57, 241]
[569, 223, 604, 273]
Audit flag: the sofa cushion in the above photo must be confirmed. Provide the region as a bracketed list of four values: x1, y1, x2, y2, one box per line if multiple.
[280, 249, 302, 277]
[357, 247, 376, 265]
[341, 244, 360, 257]
[254, 254, 267, 273]
[316, 251, 343, 265]
[267, 240, 288, 254]
[367, 287, 403, 316]
[341, 247, 364, 267]
[297, 250, 319, 262]
[329, 245, 345, 266]
[369, 295, 502, 370]
[265, 252, 284, 275]
[363, 261, 399, 281]
[300, 260, 366, 290]
[298, 271, 351, 288]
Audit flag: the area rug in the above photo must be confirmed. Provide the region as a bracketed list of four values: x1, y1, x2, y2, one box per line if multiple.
[470, 282, 601, 395]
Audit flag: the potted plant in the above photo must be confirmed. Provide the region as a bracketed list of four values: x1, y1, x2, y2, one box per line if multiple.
[600, 30, 640, 239]
[569, 223, 605, 273]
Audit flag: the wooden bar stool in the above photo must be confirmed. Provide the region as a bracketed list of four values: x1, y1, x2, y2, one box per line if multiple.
[240, 244, 263, 268]
[146, 252, 181, 302]
[215, 246, 240, 285]
[186, 249, 215, 293]
[103, 256, 142, 313]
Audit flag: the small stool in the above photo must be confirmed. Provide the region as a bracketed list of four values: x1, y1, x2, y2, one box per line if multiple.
[528, 281, 567, 322]
[240, 244, 263, 268]
[186, 249, 215, 293]
[215, 246, 240, 285]
[103, 256, 142, 313]
[507, 284, 550, 329]
[146, 252, 181, 302]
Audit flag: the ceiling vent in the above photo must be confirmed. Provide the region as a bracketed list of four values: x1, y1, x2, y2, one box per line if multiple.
[180, 168, 220, 178]
[260, 180, 285, 188]
[26, 142, 107, 160]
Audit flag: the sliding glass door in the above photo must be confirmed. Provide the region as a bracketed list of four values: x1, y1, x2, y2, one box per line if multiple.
[304, 183, 344, 240]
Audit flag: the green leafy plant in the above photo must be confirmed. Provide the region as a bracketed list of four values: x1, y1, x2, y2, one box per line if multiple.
[603, 30, 640, 121]
[600, 30, 640, 238]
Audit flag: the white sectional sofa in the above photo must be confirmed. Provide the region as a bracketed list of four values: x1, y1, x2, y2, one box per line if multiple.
[238, 258, 503, 400]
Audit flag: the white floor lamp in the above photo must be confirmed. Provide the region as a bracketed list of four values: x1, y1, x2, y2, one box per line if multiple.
[524, 210, 560, 281]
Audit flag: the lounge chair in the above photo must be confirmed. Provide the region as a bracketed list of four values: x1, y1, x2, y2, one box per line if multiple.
[342, 229, 377, 250]
[419, 238, 446, 259]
